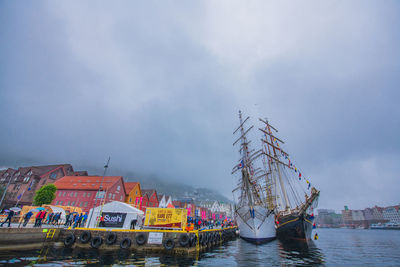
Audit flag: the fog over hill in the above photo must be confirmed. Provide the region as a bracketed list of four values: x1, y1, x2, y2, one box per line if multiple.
[86, 166, 232, 203]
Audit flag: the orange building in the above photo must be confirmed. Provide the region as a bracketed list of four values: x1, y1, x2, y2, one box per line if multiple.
[125, 182, 142, 206]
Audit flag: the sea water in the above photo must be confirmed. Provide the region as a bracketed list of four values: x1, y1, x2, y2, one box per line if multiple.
[0, 228, 399, 266]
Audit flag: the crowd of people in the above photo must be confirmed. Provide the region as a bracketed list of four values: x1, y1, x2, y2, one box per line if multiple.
[0, 208, 88, 228]
[64, 212, 87, 228]
[32, 211, 63, 227]
[187, 217, 235, 230]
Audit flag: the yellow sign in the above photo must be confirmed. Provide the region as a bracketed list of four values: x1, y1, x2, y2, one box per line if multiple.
[144, 208, 187, 230]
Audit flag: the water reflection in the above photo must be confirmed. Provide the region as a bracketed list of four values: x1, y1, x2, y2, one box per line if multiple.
[278, 240, 325, 266]
[2, 229, 400, 266]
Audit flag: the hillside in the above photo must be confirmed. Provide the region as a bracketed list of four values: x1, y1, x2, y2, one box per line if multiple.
[84, 166, 232, 203]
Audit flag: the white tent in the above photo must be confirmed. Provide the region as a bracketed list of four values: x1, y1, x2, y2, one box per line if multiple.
[86, 201, 144, 229]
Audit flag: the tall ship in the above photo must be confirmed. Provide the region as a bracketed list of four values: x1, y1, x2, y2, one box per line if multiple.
[260, 119, 320, 242]
[232, 111, 276, 244]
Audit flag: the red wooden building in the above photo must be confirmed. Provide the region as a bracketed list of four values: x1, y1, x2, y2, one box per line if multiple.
[0, 164, 78, 208]
[52, 176, 126, 213]
[140, 189, 159, 212]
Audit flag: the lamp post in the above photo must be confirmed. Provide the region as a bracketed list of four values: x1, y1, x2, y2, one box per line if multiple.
[87, 157, 110, 228]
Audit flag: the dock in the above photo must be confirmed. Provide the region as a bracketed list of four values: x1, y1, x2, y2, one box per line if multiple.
[0, 227, 238, 254]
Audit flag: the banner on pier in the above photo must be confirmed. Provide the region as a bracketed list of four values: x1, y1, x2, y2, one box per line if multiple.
[144, 208, 187, 230]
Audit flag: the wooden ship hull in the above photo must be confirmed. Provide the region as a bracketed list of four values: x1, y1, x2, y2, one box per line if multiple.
[276, 212, 313, 242]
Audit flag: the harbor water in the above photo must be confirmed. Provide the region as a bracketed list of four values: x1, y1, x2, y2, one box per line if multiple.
[0, 228, 399, 266]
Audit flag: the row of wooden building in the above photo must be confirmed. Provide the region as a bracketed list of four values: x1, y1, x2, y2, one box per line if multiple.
[0, 164, 233, 219]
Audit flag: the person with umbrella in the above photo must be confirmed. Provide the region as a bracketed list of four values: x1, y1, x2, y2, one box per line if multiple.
[0, 209, 15, 227]
[22, 210, 33, 227]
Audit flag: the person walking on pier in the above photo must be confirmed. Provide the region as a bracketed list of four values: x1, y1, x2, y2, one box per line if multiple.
[64, 213, 71, 227]
[34, 211, 41, 227]
[81, 213, 88, 227]
[36, 210, 46, 227]
[52, 212, 61, 226]
[23, 211, 33, 227]
[0, 209, 15, 227]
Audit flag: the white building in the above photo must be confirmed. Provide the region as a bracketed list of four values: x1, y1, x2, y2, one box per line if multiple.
[352, 210, 365, 221]
[158, 195, 173, 208]
[383, 206, 400, 223]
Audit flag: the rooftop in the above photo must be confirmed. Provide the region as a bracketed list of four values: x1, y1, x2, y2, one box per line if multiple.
[124, 182, 139, 194]
[54, 176, 123, 191]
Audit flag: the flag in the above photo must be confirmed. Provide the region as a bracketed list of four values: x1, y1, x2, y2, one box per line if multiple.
[299, 173, 302, 180]
[313, 223, 316, 229]
[17, 194, 22, 200]
[27, 181, 33, 191]
[238, 160, 244, 169]
[308, 183, 311, 190]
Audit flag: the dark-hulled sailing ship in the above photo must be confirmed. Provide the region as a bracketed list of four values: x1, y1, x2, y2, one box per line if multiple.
[260, 118, 320, 242]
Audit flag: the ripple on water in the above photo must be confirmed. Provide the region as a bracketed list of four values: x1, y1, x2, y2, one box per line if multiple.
[0, 229, 400, 266]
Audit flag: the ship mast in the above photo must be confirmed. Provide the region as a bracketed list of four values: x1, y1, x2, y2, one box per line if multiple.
[237, 111, 254, 207]
[259, 119, 290, 211]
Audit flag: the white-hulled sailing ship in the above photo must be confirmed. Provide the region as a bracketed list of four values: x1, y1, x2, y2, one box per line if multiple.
[260, 119, 320, 242]
[232, 111, 276, 244]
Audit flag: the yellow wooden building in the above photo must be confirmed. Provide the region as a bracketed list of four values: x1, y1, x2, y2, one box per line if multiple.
[125, 182, 142, 208]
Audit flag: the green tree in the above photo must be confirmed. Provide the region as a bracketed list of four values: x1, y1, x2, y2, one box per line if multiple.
[33, 184, 57, 206]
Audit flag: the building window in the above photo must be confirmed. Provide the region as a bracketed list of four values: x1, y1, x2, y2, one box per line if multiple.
[56, 201, 59, 205]
[120, 195, 123, 201]
[59, 201, 63, 205]
[63, 192, 66, 197]
[109, 193, 112, 199]
[71, 201, 75, 206]
[117, 185, 121, 191]
[70, 192, 73, 197]
[129, 197, 132, 202]
[84, 202, 88, 207]
[50, 172, 57, 179]
[87, 193, 91, 198]
[83, 192, 86, 197]
[74, 192, 77, 197]
[112, 194, 115, 199]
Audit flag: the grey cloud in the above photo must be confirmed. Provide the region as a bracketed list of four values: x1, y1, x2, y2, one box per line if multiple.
[1, 1, 399, 211]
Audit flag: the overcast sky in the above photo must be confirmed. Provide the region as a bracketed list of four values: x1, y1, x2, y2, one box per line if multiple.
[1, 1, 399, 212]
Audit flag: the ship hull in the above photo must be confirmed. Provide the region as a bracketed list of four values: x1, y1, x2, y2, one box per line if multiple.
[236, 205, 276, 244]
[276, 213, 313, 242]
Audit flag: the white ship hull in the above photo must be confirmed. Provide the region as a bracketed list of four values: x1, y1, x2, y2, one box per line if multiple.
[235, 205, 276, 244]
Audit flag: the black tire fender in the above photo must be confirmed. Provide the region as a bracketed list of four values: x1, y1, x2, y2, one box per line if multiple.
[105, 232, 117, 245]
[179, 233, 190, 247]
[204, 233, 209, 244]
[212, 233, 217, 243]
[90, 236, 103, 249]
[120, 237, 132, 249]
[189, 234, 197, 247]
[163, 238, 175, 251]
[136, 233, 147, 246]
[79, 231, 91, 244]
[64, 234, 75, 247]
